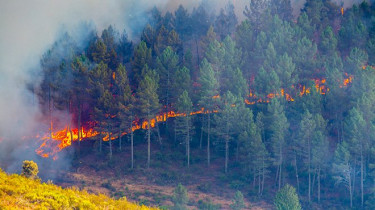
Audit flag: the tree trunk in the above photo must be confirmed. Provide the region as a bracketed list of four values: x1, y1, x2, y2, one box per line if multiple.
[78, 104, 81, 149]
[295, 153, 300, 194]
[195, 36, 200, 69]
[318, 167, 321, 203]
[119, 126, 122, 151]
[258, 168, 261, 195]
[99, 126, 102, 153]
[207, 113, 211, 166]
[308, 137, 311, 202]
[236, 139, 239, 161]
[49, 86, 53, 141]
[353, 158, 356, 196]
[253, 169, 256, 188]
[156, 122, 162, 145]
[200, 115, 204, 149]
[174, 121, 177, 145]
[349, 163, 353, 208]
[108, 128, 112, 160]
[278, 141, 282, 190]
[361, 150, 364, 208]
[261, 156, 265, 195]
[131, 117, 134, 169]
[147, 117, 151, 169]
[166, 71, 170, 131]
[67, 102, 73, 145]
[279, 164, 282, 191]
[225, 139, 229, 173]
[187, 117, 190, 168]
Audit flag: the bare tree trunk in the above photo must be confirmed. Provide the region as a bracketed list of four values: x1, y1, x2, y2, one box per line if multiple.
[99, 126, 102, 153]
[353, 158, 357, 196]
[200, 115, 204, 149]
[318, 167, 321, 203]
[253, 169, 256, 189]
[278, 142, 282, 190]
[119, 126, 122, 151]
[174, 121, 177, 144]
[236, 139, 240, 161]
[308, 137, 311, 202]
[187, 117, 190, 168]
[147, 118, 151, 168]
[108, 128, 112, 160]
[130, 117, 134, 169]
[156, 122, 162, 145]
[361, 150, 364, 208]
[275, 164, 279, 188]
[295, 153, 300, 194]
[225, 139, 229, 173]
[349, 165, 353, 208]
[49, 86, 53, 141]
[78, 104, 81, 149]
[258, 168, 261, 195]
[261, 156, 265, 195]
[68, 102, 73, 144]
[195, 36, 200, 68]
[207, 113, 211, 166]
[279, 164, 282, 191]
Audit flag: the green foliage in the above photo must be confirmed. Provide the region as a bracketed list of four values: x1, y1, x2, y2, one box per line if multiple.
[274, 184, 301, 210]
[21, 160, 39, 179]
[230, 191, 245, 210]
[172, 184, 189, 210]
[197, 198, 221, 210]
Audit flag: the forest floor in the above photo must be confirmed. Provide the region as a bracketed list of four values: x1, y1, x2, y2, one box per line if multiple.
[51, 137, 274, 209]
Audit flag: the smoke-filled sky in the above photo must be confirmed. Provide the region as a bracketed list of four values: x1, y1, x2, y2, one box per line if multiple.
[0, 0, 370, 173]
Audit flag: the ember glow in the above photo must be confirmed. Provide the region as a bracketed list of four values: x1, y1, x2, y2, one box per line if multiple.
[35, 108, 217, 159]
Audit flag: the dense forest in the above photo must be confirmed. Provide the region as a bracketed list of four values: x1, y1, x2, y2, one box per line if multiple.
[34, 0, 375, 209]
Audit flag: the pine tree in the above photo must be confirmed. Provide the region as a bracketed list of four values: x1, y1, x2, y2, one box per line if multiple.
[270, 0, 293, 22]
[175, 5, 192, 40]
[267, 98, 289, 190]
[241, 109, 270, 195]
[131, 41, 152, 87]
[274, 184, 301, 210]
[88, 62, 116, 159]
[297, 110, 314, 202]
[244, 0, 270, 33]
[230, 191, 245, 210]
[136, 65, 160, 168]
[333, 141, 354, 208]
[214, 91, 239, 173]
[118, 30, 133, 63]
[311, 114, 329, 203]
[172, 184, 189, 210]
[215, 3, 238, 40]
[71, 55, 90, 149]
[344, 107, 368, 208]
[175, 91, 193, 168]
[113, 64, 133, 154]
[198, 59, 219, 166]
[155, 47, 179, 118]
[319, 26, 337, 56]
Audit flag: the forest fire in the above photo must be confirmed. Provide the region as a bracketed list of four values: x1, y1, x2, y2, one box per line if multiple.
[35, 108, 215, 159]
[31, 68, 358, 160]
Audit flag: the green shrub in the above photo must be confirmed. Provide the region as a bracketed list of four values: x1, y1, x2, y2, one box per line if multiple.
[230, 191, 246, 210]
[21, 160, 39, 179]
[274, 184, 301, 210]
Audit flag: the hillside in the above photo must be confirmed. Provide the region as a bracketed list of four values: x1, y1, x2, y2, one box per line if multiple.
[0, 169, 157, 210]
